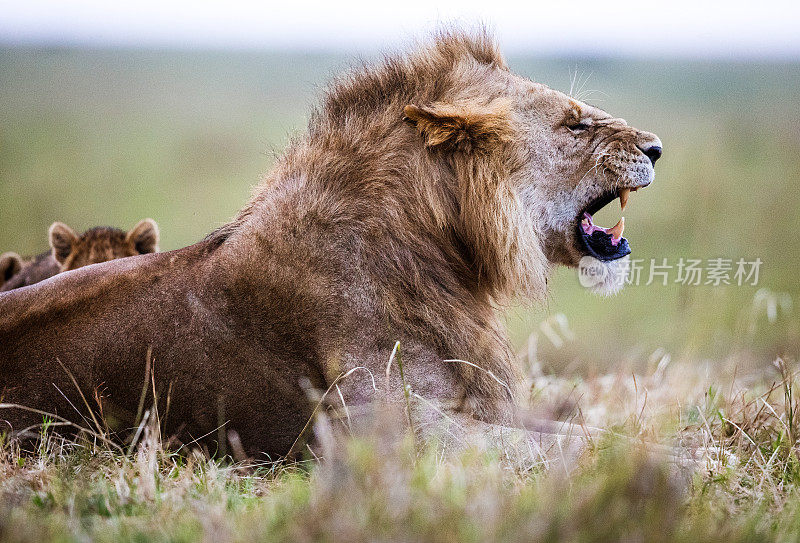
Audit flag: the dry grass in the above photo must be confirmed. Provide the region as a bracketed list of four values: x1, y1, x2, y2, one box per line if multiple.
[2, 333, 799, 542]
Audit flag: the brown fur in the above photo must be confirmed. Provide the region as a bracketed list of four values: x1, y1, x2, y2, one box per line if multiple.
[0, 219, 159, 291]
[0, 30, 660, 458]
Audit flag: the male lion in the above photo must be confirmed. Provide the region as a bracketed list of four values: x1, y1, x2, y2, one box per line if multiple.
[0, 31, 661, 459]
[0, 219, 159, 291]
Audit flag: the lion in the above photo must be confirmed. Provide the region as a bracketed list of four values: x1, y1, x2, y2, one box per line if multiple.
[0, 219, 159, 292]
[0, 31, 661, 460]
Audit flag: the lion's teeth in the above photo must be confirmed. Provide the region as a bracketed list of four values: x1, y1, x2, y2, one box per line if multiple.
[608, 217, 625, 240]
[619, 188, 630, 211]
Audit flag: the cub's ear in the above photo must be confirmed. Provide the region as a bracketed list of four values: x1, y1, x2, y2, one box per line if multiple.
[403, 98, 514, 153]
[127, 218, 159, 254]
[0, 252, 23, 283]
[48, 222, 78, 265]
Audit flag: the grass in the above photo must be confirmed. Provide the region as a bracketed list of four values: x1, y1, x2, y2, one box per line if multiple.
[0, 364, 798, 542]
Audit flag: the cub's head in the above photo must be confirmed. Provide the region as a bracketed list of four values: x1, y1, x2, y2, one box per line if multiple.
[49, 218, 160, 271]
[402, 38, 661, 297]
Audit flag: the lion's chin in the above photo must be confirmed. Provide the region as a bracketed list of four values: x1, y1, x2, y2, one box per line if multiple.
[577, 255, 630, 296]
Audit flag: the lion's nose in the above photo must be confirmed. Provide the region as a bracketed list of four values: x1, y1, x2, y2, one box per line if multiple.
[638, 143, 662, 166]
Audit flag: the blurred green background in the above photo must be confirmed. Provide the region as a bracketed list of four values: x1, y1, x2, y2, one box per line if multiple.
[1, 48, 798, 371]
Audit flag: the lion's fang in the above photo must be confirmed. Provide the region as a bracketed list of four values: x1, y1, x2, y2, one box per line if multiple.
[608, 217, 625, 241]
[619, 188, 630, 211]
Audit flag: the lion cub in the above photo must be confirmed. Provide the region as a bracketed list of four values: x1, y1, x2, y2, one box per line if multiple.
[0, 219, 159, 291]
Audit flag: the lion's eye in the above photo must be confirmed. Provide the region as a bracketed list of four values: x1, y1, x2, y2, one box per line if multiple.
[568, 121, 592, 133]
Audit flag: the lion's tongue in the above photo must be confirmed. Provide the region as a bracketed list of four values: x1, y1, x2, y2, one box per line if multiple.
[581, 213, 625, 246]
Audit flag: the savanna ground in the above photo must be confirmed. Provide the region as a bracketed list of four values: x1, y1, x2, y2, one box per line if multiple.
[1, 48, 799, 541]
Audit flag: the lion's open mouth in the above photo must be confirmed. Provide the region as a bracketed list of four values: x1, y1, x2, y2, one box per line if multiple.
[576, 188, 638, 261]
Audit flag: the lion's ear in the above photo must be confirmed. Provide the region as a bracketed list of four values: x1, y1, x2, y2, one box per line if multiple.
[127, 218, 159, 254]
[403, 98, 514, 153]
[48, 222, 78, 265]
[0, 252, 23, 283]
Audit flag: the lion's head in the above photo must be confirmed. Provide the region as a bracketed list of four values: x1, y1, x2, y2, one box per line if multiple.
[513, 84, 662, 295]
[395, 32, 661, 297]
[49, 219, 160, 271]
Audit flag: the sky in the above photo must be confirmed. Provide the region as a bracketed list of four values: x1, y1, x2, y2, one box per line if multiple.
[1, 0, 800, 59]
